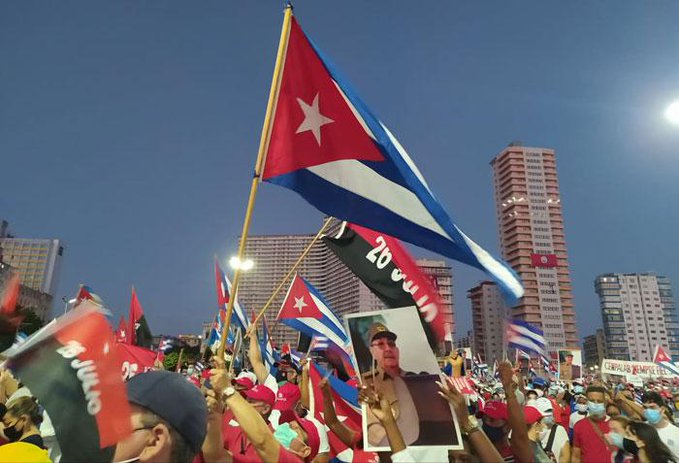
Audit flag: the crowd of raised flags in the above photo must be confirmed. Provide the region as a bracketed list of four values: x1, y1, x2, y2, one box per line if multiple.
[3, 5, 679, 463]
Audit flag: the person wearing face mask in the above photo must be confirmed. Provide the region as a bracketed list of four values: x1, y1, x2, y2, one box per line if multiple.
[571, 385, 615, 463]
[642, 391, 679, 459]
[523, 406, 552, 463]
[569, 394, 588, 432]
[477, 401, 513, 461]
[1, 396, 44, 449]
[627, 420, 678, 463]
[607, 416, 637, 463]
[535, 398, 570, 463]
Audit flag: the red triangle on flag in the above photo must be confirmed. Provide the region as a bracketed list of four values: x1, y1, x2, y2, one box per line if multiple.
[655, 345, 673, 363]
[278, 274, 324, 320]
[262, 17, 384, 180]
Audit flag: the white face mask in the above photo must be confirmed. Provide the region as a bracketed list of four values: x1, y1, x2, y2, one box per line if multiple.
[113, 457, 141, 463]
[535, 389, 544, 398]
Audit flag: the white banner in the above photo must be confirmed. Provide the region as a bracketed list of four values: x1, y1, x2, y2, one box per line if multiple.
[600, 358, 677, 378]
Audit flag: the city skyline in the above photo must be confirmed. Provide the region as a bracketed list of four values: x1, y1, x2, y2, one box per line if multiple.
[2, 1, 678, 338]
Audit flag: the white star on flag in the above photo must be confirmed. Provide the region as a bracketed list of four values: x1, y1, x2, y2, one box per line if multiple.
[293, 296, 308, 313]
[296, 93, 334, 146]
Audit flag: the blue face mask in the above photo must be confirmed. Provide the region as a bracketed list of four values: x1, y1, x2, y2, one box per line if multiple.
[274, 423, 299, 449]
[608, 432, 624, 449]
[644, 408, 663, 425]
[574, 386, 584, 394]
[542, 415, 555, 427]
[588, 401, 606, 416]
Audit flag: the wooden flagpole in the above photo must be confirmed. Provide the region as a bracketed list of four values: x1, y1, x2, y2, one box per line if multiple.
[247, 216, 333, 336]
[218, 4, 294, 360]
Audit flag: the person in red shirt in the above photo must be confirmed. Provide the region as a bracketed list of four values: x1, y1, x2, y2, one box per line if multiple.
[571, 385, 615, 463]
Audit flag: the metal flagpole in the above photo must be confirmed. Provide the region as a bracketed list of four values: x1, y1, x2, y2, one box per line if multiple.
[217, 4, 294, 360]
[247, 216, 333, 335]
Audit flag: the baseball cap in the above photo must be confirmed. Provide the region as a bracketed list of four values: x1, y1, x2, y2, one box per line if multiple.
[534, 397, 553, 414]
[274, 382, 302, 411]
[366, 322, 397, 344]
[126, 370, 208, 453]
[235, 377, 255, 391]
[244, 384, 276, 407]
[524, 406, 548, 425]
[480, 401, 508, 421]
[279, 411, 321, 460]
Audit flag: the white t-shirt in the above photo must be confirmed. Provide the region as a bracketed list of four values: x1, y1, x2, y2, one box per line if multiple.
[540, 424, 569, 461]
[656, 422, 679, 459]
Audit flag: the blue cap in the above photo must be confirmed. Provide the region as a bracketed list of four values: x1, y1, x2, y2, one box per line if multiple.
[531, 377, 546, 387]
[126, 370, 207, 453]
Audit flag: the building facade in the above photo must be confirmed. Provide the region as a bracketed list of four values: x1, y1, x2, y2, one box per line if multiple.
[595, 273, 678, 362]
[490, 142, 578, 351]
[583, 328, 606, 368]
[234, 222, 455, 348]
[469, 281, 506, 365]
[0, 237, 64, 298]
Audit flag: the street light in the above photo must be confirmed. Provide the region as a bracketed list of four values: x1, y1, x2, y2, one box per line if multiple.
[229, 256, 254, 271]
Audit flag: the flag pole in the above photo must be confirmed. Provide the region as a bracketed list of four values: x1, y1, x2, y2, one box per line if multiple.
[248, 216, 333, 335]
[218, 4, 294, 360]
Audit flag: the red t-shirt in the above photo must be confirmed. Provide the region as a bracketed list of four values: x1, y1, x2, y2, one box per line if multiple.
[558, 403, 571, 429]
[573, 417, 614, 462]
[222, 411, 276, 463]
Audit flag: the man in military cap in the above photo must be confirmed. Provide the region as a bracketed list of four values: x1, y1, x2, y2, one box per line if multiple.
[361, 322, 421, 448]
[559, 351, 581, 381]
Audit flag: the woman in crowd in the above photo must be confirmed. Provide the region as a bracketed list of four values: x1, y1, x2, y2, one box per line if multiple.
[1, 396, 44, 449]
[627, 420, 678, 463]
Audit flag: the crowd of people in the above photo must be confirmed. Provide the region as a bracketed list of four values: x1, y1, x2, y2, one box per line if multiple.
[1, 328, 679, 463]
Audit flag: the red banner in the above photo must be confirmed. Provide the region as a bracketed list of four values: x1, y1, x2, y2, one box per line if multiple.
[531, 253, 557, 268]
[116, 343, 157, 381]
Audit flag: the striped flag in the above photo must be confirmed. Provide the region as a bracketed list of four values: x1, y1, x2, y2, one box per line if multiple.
[259, 315, 276, 375]
[215, 259, 250, 332]
[309, 334, 330, 352]
[259, 13, 523, 305]
[653, 345, 679, 376]
[507, 319, 546, 357]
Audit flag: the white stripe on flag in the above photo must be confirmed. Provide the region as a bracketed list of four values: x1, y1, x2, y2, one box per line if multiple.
[296, 317, 352, 354]
[509, 337, 545, 355]
[308, 292, 346, 336]
[510, 324, 546, 347]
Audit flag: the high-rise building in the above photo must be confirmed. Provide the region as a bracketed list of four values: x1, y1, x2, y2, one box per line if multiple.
[583, 328, 606, 368]
[469, 281, 506, 364]
[595, 273, 678, 362]
[416, 259, 455, 344]
[236, 222, 455, 348]
[490, 142, 578, 351]
[0, 237, 64, 298]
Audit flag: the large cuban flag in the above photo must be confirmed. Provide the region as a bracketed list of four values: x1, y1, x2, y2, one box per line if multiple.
[277, 274, 352, 357]
[260, 15, 523, 304]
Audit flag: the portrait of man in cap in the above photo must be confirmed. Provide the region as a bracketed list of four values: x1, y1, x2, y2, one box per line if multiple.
[559, 350, 581, 381]
[346, 307, 462, 451]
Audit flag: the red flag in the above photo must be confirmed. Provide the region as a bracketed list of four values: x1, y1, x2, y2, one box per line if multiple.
[6, 303, 132, 460]
[215, 259, 230, 306]
[115, 316, 128, 344]
[116, 343, 157, 381]
[282, 343, 291, 356]
[128, 288, 152, 347]
[655, 345, 673, 363]
[531, 253, 557, 268]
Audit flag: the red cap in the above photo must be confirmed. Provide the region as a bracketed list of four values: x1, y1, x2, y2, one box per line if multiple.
[480, 401, 508, 421]
[524, 406, 548, 425]
[274, 382, 302, 411]
[279, 411, 321, 460]
[235, 377, 254, 391]
[244, 385, 276, 407]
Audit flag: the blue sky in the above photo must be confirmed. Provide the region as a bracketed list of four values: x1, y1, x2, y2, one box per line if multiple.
[2, 1, 679, 342]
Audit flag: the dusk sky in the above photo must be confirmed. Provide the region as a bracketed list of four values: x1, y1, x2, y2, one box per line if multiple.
[2, 1, 679, 342]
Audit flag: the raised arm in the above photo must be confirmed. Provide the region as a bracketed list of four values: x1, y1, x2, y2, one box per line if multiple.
[300, 359, 311, 410]
[246, 326, 269, 385]
[320, 377, 359, 447]
[499, 361, 532, 463]
[201, 388, 233, 463]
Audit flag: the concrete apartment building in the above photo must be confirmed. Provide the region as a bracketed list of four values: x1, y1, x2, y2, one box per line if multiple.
[595, 273, 678, 362]
[583, 328, 606, 368]
[490, 142, 578, 351]
[469, 281, 506, 364]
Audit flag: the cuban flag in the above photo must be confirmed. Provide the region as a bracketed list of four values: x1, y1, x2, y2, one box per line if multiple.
[277, 274, 352, 358]
[215, 260, 250, 332]
[73, 284, 104, 308]
[309, 334, 330, 352]
[158, 337, 174, 353]
[654, 345, 679, 376]
[259, 14, 523, 305]
[507, 319, 546, 357]
[259, 315, 277, 374]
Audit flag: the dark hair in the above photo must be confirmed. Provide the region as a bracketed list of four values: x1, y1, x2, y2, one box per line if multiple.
[586, 385, 607, 396]
[643, 391, 666, 409]
[6, 396, 42, 426]
[628, 421, 678, 463]
[139, 410, 195, 462]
